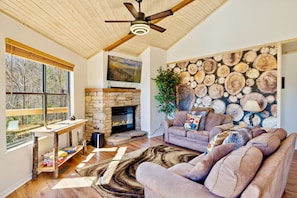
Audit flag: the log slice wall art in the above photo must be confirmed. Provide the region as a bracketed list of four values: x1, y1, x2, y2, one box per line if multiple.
[168, 45, 277, 128]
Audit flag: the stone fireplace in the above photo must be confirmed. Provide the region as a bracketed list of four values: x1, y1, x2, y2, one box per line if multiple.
[85, 88, 141, 141]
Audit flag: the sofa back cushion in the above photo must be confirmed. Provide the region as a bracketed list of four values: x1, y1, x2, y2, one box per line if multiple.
[246, 132, 281, 156]
[205, 146, 263, 198]
[187, 143, 235, 182]
[204, 112, 225, 131]
[267, 128, 287, 141]
[173, 111, 188, 127]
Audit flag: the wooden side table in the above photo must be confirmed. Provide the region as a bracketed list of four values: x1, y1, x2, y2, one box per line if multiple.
[30, 119, 87, 179]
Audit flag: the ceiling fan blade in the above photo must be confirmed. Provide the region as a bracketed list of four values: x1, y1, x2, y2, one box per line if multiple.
[150, 23, 166, 33]
[145, 10, 173, 21]
[124, 2, 138, 18]
[105, 20, 131, 23]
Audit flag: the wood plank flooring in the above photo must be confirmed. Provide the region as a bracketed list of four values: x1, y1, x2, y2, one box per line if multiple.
[6, 135, 297, 198]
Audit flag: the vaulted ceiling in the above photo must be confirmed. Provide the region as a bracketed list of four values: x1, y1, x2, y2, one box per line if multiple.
[0, 0, 227, 59]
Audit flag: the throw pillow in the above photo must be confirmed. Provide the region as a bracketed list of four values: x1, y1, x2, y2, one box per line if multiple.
[172, 111, 188, 127]
[222, 128, 252, 149]
[187, 143, 235, 182]
[204, 112, 225, 131]
[206, 131, 231, 153]
[205, 146, 263, 198]
[190, 110, 210, 130]
[251, 126, 267, 138]
[246, 132, 281, 156]
[184, 114, 202, 130]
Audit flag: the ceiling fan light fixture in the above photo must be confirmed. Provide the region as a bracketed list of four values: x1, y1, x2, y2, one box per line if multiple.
[130, 20, 150, 35]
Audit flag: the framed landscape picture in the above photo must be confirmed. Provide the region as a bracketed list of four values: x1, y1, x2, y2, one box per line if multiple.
[107, 55, 142, 83]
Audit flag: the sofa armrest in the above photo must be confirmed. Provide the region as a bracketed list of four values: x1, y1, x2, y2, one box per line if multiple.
[136, 162, 219, 198]
[161, 119, 173, 142]
[209, 122, 234, 139]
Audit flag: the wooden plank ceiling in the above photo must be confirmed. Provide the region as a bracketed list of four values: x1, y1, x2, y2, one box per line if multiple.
[0, 0, 227, 58]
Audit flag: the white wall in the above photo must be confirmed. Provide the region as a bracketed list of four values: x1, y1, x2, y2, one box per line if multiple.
[168, 0, 297, 62]
[140, 47, 167, 136]
[0, 13, 87, 197]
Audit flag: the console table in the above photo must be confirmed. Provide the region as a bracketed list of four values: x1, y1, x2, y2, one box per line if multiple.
[30, 119, 87, 179]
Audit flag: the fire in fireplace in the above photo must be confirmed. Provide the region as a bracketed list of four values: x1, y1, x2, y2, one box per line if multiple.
[111, 106, 136, 134]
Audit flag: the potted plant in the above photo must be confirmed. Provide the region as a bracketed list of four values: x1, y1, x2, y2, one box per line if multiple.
[152, 67, 180, 119]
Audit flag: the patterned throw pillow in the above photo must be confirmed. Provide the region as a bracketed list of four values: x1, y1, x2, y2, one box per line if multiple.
[184, 114, 202, 130]
[207, 131, 231, 153]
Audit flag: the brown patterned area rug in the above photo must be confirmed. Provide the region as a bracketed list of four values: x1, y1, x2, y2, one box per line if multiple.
[76, 145, 198, 198]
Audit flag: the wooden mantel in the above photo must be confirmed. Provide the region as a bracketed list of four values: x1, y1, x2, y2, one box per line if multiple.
[85, 88, 141, 93]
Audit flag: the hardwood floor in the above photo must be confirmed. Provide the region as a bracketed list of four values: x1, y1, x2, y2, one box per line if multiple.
[6, 135, 297, 198]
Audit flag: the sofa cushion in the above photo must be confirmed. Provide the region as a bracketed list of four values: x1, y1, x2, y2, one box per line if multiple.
[204, 112, 225, 131]
[189, 110, 210, 130]
[168, 162, 193, 177]
[173, 111, 188, 127]
[207, 131, 231, 153]
[187, 143, 235, 182]
[223, 128, 252, 149]
[168, 126, 187, 137]
[246, 132, 281, 156]
[251, 126, 267, 138]
[205, 146, 263, 198]
[184, 114, 202, 130]
[268, 128, 287, 141]
[186, 130, 209, 142]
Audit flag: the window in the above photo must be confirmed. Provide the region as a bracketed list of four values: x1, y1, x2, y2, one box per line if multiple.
[5, 38, 74, 149]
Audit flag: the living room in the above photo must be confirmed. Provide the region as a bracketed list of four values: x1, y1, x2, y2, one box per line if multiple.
[1, 0, 297, 197]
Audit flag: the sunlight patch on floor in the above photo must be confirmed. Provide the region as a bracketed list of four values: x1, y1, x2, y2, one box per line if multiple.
[52, 177, 96, 189]
[92, 147, 118, 152]
[97, 146, 127, 185]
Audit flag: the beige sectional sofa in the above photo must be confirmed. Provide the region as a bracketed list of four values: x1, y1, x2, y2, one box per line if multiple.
[136, 128, 297, 198]
[162, 108, 234, 152]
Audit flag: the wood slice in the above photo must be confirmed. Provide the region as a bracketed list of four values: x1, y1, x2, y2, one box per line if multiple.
[271, 104, 277, 117]
[218, 77, 225, 84]
[176, 84, 195, 111]
[260, 47, 269, 54]
[209, 84, 224, 99]
[204, 74, 215, 86]
[222, 51, 243, 66]
[253, 54, 277, 71]
[226, 103, 244, 121]
[173, 67, 181, 74]
[190, 81, 197, 88]
[266, 95, 275, 104]
[242, 86, 252, 94]
[261, 110, 270, 118]
[262, 116, 277, 128]
[245, 78, 255, 87]
[210, 99, 226, 114]
[223, 92, 229, 97]
[193, 103, 199, 107]
[168, 63, 176, 69]
[214, 54, 223, 62]
[194, 70, 205, 83]
[190, 76, 194, 82]
[188, 63, 198, 75]
[179, 71, 191, 84]
[202, 96, 212, 106]
[229, 95, 238, 103]
[177, 60, 189, 69]
[196, 60, 203, 66]
[244, 51, 257, 62]
[256, 70, 277, 93]
[217, 65, 230, 77]
[246, 68, 260, 79]
[244, 114, 261, 126]
[196, 97, 202, 104]
[240, 92, 267, 111]
[269, 48, 277, 55]
[234, 62, 249, 73]
[224, 72, 245, 95]
[202, 59, 217, 74]
[189, 58, 198, 63]
[194, 84, 207, 97]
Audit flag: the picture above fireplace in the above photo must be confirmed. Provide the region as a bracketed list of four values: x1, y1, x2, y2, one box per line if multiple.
[107, 55, 142, 83]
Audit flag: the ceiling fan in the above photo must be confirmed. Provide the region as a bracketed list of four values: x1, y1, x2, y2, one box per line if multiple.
[105, 0, 173, 35]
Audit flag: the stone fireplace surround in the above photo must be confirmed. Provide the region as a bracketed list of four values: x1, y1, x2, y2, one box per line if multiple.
[85, 88, 141, 141]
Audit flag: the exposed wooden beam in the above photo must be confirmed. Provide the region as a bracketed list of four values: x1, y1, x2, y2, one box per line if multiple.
[103, 0, 195, 52]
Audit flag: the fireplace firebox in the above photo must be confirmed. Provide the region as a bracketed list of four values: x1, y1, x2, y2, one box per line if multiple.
[111, 106, 136, 134]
